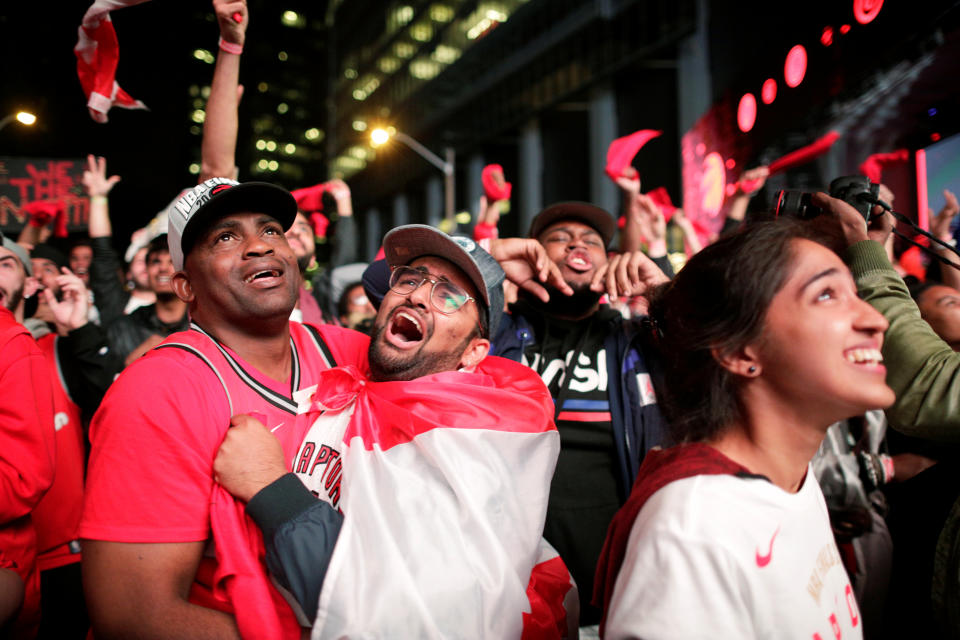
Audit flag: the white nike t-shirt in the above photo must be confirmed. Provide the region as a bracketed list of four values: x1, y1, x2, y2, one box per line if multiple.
[606, 466, 862, 639]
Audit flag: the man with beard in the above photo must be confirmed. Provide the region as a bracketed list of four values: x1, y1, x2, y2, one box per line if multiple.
[105, 234, 190, 366]
[491, 202, 671, 626]
[0, 231, 55, 638]
[80, 178, 370, 640]
[0, 231, 116, 638]
[211, 226, 565, 638]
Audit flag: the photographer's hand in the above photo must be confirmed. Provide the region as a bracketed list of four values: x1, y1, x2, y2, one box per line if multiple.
[811, 192, 893, 247]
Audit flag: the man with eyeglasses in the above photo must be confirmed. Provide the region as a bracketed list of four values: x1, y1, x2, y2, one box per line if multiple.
[211, 224, 566, 638]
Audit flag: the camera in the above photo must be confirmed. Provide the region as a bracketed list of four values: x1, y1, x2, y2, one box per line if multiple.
[774, 176, 881, 222]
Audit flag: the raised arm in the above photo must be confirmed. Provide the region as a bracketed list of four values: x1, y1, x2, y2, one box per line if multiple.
[722, 166, 769, 236]
[930, 189, 960, 290]
[200, 0, 248, 182]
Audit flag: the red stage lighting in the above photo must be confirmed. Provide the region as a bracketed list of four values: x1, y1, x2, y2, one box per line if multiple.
[821, 26, 834, 46]
[932, 133, 942, 142]
[725, 158, 736, 170]
[840, 24, 851, 34]
[853, 0, 884, 25]
[738, 93, 757, 132]
[701, 152, 726, 218]
[761, 78, 777, 104]
[784, 45, 807, 88]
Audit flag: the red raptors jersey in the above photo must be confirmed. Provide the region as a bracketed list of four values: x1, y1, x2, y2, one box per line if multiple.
[32, 334, 85, 572]
[81, 321, 369, 640]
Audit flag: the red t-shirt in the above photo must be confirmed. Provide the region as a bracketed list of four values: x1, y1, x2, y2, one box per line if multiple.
[0, 308, 56, 638]
[32, 334, 85, 571]
[81, 322, 368, 638]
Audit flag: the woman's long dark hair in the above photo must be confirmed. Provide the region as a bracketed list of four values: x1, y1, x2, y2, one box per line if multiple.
[647, 219, 835, 444]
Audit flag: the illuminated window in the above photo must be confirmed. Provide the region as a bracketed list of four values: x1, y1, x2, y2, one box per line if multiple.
[394, 42, 416, 59]
[268, 160, 279, 171]
[281, 10, 306, 28]
[256, 139, 267, 150]
[258, 82, 269, 93]
[305, 128, 323, 141]
[258, 159, 269, 170]
[432, 45, 460, 64]
[378, 56, 401, 73]
[278, 51, 289, 62]
[201, 86, 211, 99]
[344, 68, 358, 79]
[410, 57, 441, 79]
[284, 143, 297, 155]
[410, 20, 434, 42]
[430, 3, 454, 22]
[191, 109, 206, 123]
[353, 120, 368, 131]
[189, 163, 201, 175]
[266, 141, 278, 152]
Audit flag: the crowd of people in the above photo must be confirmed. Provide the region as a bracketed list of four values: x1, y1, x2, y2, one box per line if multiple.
[3, 1, 960, 639]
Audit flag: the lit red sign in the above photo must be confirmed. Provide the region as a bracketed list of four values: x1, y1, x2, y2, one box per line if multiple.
[784, 45, 807, 88]
[737, 93, 757, 133]
[853, 0, 884, 25]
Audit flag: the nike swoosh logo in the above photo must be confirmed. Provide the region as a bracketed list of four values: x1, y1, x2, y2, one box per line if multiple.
[755, 525, 781, 568]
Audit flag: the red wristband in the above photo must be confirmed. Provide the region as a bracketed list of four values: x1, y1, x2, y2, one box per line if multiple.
[218, 37, 243, 55]
[880, 454, 895, 483]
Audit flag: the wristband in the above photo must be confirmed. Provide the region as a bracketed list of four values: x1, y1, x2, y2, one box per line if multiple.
[218, 37, 243, 55]
[880, 454, 895, 483]
[90, 195, 107, 204]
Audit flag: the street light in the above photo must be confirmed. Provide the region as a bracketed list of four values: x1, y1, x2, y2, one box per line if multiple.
[371, 127, 455, 223]
[0, 111, 37, 133]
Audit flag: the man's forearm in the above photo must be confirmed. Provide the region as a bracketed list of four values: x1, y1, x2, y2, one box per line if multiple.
[247, 473, 342, 623]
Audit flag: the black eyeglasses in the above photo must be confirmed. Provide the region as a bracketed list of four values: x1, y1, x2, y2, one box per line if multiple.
[388, 265, 476, 315]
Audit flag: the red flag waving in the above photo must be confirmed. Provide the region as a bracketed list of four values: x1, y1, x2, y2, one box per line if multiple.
[75, 1, 151, 123]
[859, 149, 910, 183]
[767, 130, 841, 175]
[605, 130, 662, 182]
[481, 164, 512, 202]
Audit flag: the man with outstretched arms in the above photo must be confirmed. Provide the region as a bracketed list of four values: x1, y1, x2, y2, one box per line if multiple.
[80, 178, 368, 639]
[212, 226, 568, 638]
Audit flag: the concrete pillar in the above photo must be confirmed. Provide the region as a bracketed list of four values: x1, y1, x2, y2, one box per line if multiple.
[466, 153, 485, 215]
[676, 0, 712, 134]
[518, 118, 543, 234]
[589, 85, 619, 213]
[392, 193, 409, 229]
[364, 207, 382, 260]
[425, 176, 443, 228]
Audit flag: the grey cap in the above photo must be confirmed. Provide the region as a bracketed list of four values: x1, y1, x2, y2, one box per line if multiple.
[0, 230, 33, 276]
[168, 178, 298, 270]
[383, 225, 504, 338]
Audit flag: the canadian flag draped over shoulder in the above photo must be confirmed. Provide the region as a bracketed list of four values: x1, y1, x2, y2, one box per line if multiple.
[303, 359, 567, 639]
[75, 0, 150, 123]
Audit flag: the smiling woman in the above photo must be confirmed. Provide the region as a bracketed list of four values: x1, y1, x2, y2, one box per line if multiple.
[594, 219, 892, 639]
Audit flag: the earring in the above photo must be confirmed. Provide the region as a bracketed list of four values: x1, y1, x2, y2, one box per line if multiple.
[748, 365, 757, 374]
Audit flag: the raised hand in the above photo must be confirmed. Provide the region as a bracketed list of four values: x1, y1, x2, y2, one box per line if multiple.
[590, 250, 669, 303]
[931, 189, 959, 241]
[214, 0, 248, 47]
[489, 237, 573, 303]
[42, 268, 89, 334]
[81, 155, 121, 198]
[325, 179, 353, 216]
